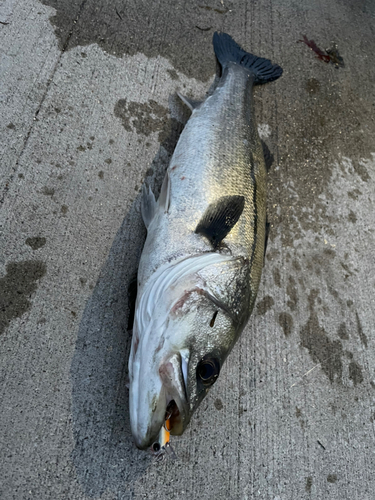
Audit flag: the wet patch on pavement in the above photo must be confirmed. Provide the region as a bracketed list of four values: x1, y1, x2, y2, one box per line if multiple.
[0, 261, 46, 335]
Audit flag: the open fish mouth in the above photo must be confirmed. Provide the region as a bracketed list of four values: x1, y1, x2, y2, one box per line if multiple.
[158, 351, 189, 436]
[165, 399, 184, 435]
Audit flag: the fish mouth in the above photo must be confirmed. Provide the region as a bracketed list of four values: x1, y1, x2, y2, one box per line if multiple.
[158, 352, 189, 436]
[165, 397, 185, 436]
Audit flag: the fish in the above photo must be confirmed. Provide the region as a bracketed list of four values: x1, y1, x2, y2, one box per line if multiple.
[128, 32, 282, 450]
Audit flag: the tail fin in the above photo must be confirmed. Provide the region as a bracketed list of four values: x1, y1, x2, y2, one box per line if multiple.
[213, 32, 283, 85]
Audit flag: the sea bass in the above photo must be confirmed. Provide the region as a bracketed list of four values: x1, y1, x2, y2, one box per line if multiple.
[128, 32, 282, 450]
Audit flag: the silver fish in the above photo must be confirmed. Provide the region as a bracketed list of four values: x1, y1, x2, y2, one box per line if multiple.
[128, 32, 282, 450]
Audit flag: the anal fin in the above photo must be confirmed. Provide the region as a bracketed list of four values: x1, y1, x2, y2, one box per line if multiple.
[141, 185, 157, 229]
[158, 171, 171, 213]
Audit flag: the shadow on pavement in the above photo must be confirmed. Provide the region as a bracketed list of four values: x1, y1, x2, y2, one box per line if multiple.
[70, 97, 188, 497]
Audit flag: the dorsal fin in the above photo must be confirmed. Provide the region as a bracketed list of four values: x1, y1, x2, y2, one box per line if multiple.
[195, 195, 245, 248]
[177, 92, 202, 112]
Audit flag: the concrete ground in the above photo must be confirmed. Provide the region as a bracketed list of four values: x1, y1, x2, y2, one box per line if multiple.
[1, 0, 375, 498]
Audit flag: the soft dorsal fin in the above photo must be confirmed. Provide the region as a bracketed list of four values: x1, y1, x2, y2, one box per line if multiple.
[195, 195, 245, 247]
[177, 92, 202, 112]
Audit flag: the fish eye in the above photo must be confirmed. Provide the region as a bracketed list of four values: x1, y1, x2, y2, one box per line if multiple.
[196, 357, 220, 386]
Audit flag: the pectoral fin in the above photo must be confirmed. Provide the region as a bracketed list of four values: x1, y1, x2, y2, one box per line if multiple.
[195, 195, 245, 248]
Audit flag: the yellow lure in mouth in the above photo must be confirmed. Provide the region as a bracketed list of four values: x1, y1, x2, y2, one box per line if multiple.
[160, 416, 171, 448]
[152, 417, 172, 459]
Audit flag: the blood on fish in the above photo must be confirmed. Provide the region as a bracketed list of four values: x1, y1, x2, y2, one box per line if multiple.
[298, 35, 331, 63]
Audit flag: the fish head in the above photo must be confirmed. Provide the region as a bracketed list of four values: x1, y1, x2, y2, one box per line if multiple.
[128, 254, 250, 449]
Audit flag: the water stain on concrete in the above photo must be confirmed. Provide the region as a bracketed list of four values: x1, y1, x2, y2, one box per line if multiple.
[327, 474, 337, 483]
[273, 268, 281, 287]
[300, 290, 344, 383]
[355, 312, 368, 348]
[349, 361, 363, 385]
[114, 99, 168, 136]
[352, 161, 370, 182]
[267, 61, 374, 248]
[337, 322, 349, 340]
[347, 188, 362, 200]
[292, 259, 302, 271]
[348, 210, 357, 223]
[214, 398, 224, 410]
[42, 186, 55, 196]
[256, 295, 274, 316]
[305, 476, 313, 492]
[340, 262, 353, 278]
[261, 140, 274, 172]
[278, 312, 293, 337]
[25, 237, 46, 250]
[305, 77, 320, 94]
[287, 276, 298, 311]
[0, 261, 47, 335]
[114, 98, 186, 155]
[40, 0, 236, 81]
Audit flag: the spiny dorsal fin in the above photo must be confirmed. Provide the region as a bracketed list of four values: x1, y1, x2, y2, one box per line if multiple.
[195, 195, 245, 248]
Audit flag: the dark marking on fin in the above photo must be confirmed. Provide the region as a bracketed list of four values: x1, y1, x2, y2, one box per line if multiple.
[195, 195, 245, 248]
[264, 221, 270, 264]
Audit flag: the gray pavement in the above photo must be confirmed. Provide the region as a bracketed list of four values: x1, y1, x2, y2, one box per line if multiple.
[1, 0, 375, 499]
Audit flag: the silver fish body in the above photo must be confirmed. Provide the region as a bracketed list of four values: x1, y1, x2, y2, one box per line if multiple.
[128, 33, 282, 449]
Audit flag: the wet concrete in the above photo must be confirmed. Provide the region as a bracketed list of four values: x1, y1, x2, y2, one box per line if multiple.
[1, 0, 375, 499]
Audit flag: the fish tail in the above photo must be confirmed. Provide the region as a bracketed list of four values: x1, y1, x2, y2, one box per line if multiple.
[213, 32, 283, 84]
